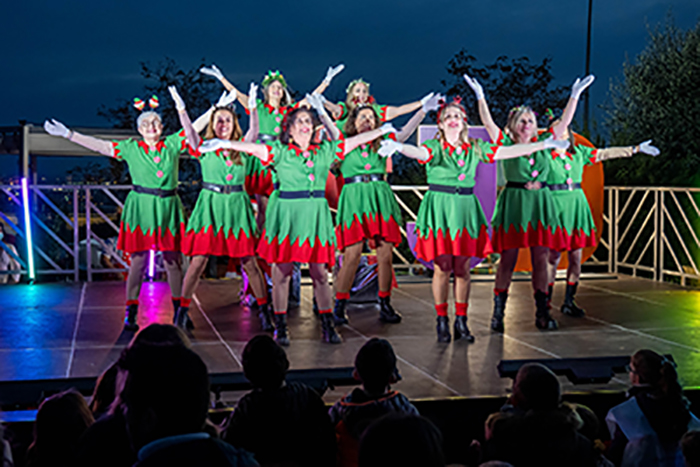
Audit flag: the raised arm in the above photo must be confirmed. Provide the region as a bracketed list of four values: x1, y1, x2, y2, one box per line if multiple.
[168, 86, 201, 150]
[395, 93, 440, 143]
[306, 93, 341, 140]
[191, 89, 238, 134]
[199, 138, 269, 162]
[384, 100, 422, 122]
[378, 140, 430, 162]
[551, 75, 595, 138]
[595, 140, 659, 162]
[464, 75, 500, 143]
[310, 63, 345, 97]
[345, 124, 396, 155]
[43, 119, 114, 157]
[244, 83, 260, 142]
[200, 64, 249, 109]
[494, 137, 569, 160]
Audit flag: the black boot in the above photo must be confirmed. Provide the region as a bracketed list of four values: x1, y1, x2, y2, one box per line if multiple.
[174, 306, 191, 330]
[321, 313, 342, 344]
[172, 298, 194, 330]
[379, 296, 402, 323]
[259, 303, 275, 332]
[491, 291, 508, 333]
[124, 303, 139, 331]
[547, 283, 554, 310]
[274, 313, 290, 346]
[561, 282, 585, 317]
[436, 316, 451, 343]
[535, 290, 558, 330]
[333, 298, 348, 325]
[453, 315, 475, 343]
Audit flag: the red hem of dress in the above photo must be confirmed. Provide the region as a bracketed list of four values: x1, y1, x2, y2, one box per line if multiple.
[491, 222, 567, 252]
[183, 228, 257, 257]
[335, 214, 402, 251]
[257, 231, 335, 266]
[117, 223, 185, 253]
[562, 229, 597, 252]
[245, 170, 274, 196]
[415, 224, 492, 261]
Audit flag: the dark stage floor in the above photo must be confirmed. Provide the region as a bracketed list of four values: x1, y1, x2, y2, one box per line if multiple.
[1, 275, 699, 404]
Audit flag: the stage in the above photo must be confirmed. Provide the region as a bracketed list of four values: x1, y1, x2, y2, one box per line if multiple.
[1, 275, 699, 405]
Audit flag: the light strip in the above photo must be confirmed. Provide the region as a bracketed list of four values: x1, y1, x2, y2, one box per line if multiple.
[148, 250, 155, 278]
[21, 178, 35, 281]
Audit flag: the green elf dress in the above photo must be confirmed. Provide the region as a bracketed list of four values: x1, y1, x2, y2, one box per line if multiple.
[335, 135, 402, 251]
[183, 143, 258, 257]
[111, 131, 187, 253]
[546, 144, 600, 251]
[414, 138, 498, 261]
[256, 137, 346, 266]
[491, 130, 567, 252]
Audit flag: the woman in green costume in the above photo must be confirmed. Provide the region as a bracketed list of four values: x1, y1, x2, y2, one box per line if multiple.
[464, 73, 594, 332]
[378, 99, 569, 343]
[331, 93, 440, 326]
[198, 95, 395, 346]
[43, 93, 230, 330]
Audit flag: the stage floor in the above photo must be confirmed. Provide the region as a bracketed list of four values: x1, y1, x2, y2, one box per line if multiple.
[1, 275, 699, 403]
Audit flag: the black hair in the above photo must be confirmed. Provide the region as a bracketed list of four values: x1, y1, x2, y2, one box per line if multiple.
[242, 335, 289, 390]
[355, 338, 397, 394]
[279, 107, 320, 145]
[512, 363, 561, 411]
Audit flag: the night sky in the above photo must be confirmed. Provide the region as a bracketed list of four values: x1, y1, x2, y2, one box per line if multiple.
[3, 0, 699, 130]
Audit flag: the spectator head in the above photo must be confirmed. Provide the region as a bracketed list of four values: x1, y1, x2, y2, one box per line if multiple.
[242, 334, 289, 391]
[358, 413, 444, 467]
[119, 344, 210, 451]
[511, 363, 561, 411]
[89, 363, 119, 418]
[682, 430, 700, 467]
[354, 338, 399, 395]
[27, 389, 94, 465]
[629, 349, 681, 396]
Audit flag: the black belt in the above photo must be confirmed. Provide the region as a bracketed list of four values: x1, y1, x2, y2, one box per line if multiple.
[429, 183, 474, 195]
[202, 182, 244, 194]
[133, 185, 177, 197]
[506, 181, 549, 190]
[344, 174, 385, 184]
[278, 190, 326, 199]
[549, 182, 582, 191]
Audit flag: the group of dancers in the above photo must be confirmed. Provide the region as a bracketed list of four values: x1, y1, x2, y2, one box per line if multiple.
[43, 63, 660, 346]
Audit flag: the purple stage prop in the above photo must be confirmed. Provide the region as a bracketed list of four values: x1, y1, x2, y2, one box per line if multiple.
[407, 126, 497, 270]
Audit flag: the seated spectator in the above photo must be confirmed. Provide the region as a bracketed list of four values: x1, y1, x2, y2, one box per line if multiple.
[1, 418, 13, 467]
[121, 344, 257, 466]
[329, 338, 419, 467]
[358, 413, 444, 467]
[76, 324, 191, 467]
[485, 363, 597, 466]
[570, 403, 614, 467]
[25, 389, 94, 467]
[222, 335, 335, 467]
[682, 430, 700, 467]
[606, 350, 700, 467]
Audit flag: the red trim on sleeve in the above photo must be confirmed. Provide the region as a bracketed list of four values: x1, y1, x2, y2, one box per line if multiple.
[589, 149, 598, 165]
[376, 105, 388, 122]
[387, 133, 397, 142]
[484, 145, 498, 164]
[187, 144, 202, 158]
[260, 144, 275, 166]
[111, 141, 123, 160]
[495, 129, 506, 145]
[418, 144, 434, 165]
[335, 133, 346, 161]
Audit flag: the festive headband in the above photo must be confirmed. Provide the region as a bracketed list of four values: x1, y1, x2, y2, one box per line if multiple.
[133, 95, 159, 112]
[346, 78, 370, 95]
[262, 70, 287, 89]
[436, 96, 468, 125]
[545, 108, 556, 121]
[508, 105, 539, 118]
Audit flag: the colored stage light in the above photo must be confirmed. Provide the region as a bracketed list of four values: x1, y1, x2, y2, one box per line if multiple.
[21, 178, 35, 281]
[148, 250, 155, 278]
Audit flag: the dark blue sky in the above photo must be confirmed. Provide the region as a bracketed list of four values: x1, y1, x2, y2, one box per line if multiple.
[3, 0, 699, 131]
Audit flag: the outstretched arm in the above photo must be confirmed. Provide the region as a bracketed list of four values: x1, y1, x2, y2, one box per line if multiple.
[310, 63, 345, 96]
[464, 75, 500, 143]
[595, 140, 659, 162]
[345, 124, 396, 155]
[377, 141, 430, 162]
[494, 137, 569, 160]
[168, 86, 201, 149]
[395, 93, 440, 143]
[551, 75, 595, 138]
[43, 119, 114, 157]
[306, 93, 341, 140]
[199, 138, 269, 162]
[384, 100, 421, 122]
[200, 64, 249, 109]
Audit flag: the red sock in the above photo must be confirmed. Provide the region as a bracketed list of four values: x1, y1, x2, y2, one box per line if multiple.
[494, 288, 507, 296]
[567, 281, 577, 286]
[126, 299, 139, 306]
[378, 290, 391, 299]
[180, 297, 192, 308]
[336, 292, 350, 301]
[318, 308, 332, 315]
[455, 302, 467, 317]
[274, 310, 287, 315]
[256, 296, 268, 306]
[435, 303, 448, 317]
[548, 282, 554, 288]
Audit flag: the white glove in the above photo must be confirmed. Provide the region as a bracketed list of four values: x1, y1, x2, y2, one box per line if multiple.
[305, 93, 326, 112]
[323, 64, 345, 85]
[168, 86, 186, 112]
[571, 74, 595, 100]
[216, 90, 237, 108]
[378, 140, 403, 158]
[638, 140, 660, 157]
[199, 138, 233, 153]
[200, 64, 225, 81]
[247, 82, 258, 110]
[463, 74, 485, 101]
[380, 123, 397, 135]
[44, 119, 70, 138]
[543, 136, 570, 150]
[421, 92, 441, 112]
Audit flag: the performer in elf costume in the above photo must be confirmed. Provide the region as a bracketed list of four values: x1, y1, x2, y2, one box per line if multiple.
[318, 77, 428, 132]
[198, 97, 396, 346]
[168, 84, 274, 331]
[464, 73, 594, 332]
[545, 118, 660, 316]
[43, 93, 226, 330]
[378, 98, 570, 342]
[330, 92, 441, 326]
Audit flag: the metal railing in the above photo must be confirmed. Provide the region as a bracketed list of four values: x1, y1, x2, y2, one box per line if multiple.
[1, 184, 698, 286]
